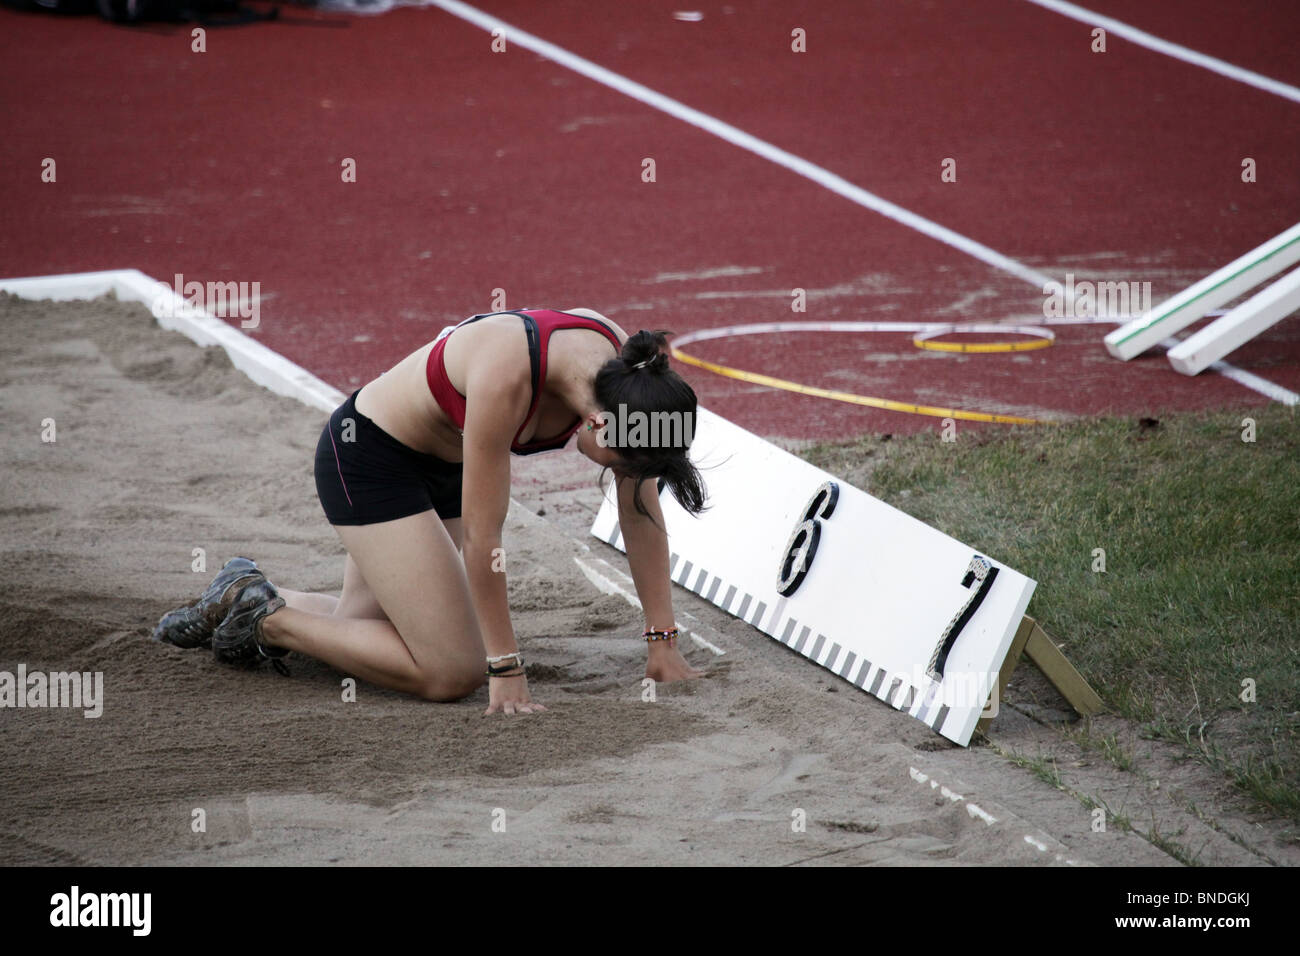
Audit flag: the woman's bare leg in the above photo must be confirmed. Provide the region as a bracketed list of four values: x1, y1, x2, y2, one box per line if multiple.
[280, 590, 340, 615]
[259, 510, 485, 701]
[280, 518, 460, 617]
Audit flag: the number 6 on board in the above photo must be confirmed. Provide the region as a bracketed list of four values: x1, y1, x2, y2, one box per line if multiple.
[776, 481, 839, 596]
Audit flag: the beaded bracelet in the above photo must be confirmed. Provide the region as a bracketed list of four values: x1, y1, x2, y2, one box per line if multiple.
[643, 626, 679, 642]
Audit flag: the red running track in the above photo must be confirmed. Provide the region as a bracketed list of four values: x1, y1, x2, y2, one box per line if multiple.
[1, 0, 1297, 438]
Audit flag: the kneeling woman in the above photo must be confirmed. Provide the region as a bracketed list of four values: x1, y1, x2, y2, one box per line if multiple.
[154, 308, 708, 715]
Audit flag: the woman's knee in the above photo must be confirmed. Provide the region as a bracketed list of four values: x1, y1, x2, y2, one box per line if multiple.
[333, 594, 388, 622]
[281, 589, 340, 616]
[413, 666, 485, 702]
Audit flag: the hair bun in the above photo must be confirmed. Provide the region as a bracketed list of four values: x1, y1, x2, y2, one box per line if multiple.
[622, 329, 671, 372]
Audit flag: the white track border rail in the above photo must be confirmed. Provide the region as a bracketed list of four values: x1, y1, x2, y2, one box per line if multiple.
[1104, 223, 1300, 362]
[0, 269, 345, 413]
[1168, 266, 1300, 377]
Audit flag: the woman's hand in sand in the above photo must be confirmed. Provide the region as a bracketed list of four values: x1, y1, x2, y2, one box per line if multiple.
[646, 640, 705, 682]
[484, 674, 547, 716]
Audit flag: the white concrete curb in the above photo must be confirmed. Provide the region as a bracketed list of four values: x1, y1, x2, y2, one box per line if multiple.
[0, 269, 346, 413]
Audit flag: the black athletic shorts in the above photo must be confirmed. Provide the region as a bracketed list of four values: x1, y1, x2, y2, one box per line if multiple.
[314, 389, 463, 525]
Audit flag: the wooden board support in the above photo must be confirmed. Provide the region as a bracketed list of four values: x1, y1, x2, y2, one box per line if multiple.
[976, 615, 1103, 735]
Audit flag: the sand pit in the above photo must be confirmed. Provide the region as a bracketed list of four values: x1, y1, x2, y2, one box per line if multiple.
[0, 293, 1292, 866]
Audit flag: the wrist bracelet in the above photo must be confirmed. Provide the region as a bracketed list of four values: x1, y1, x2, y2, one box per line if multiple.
[486, 653, 524, 676]
[643, 626, 679, 642]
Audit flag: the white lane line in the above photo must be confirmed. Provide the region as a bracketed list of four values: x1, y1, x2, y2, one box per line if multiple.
[908, 767, 998, 823]
[1022, 0, 1300, 105]
[1205, 362, 1299, 407]
[430, 1, 1296, 406]
[910, 766, 1080, 855]
[1158, 337, 1299, 406]
[573, 555, 727, 655]
[430, 0, 1052, 289]
[574, 555, 643, 608]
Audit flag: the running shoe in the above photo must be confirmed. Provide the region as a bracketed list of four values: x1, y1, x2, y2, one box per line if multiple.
[211, 578, 289, 675]
[151, 557, 263, 649]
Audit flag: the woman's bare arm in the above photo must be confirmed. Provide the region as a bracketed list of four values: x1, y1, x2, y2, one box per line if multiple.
[460, 358, 545, 714]
[614, 471, 705, 682]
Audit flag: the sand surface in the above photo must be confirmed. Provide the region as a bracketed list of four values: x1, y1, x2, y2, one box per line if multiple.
[0, 293, 1293, 866]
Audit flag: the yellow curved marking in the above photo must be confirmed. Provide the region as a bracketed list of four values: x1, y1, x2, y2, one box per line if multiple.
[912, 334, 1053, 353]
[670, 345, 1049, 425]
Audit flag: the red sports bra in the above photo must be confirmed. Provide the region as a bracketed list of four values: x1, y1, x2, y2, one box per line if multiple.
[425, 309, 623, 455]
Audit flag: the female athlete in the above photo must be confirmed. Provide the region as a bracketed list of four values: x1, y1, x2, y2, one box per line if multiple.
[153, 308, 708, 716]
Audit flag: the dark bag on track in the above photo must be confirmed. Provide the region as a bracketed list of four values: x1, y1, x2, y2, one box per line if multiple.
[95, 0, 279, 24]
[5, 0, 96, 12]
[5, 0, 278, 22]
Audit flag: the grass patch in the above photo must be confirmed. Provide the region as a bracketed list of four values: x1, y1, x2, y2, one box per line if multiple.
[990, 743, 1204, 864]
[1064, 727, 1138, 773]
[798, 404, 1299, 821]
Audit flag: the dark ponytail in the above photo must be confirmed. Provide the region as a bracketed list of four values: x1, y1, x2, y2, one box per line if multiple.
[594, 329, 708, 524]
[619, 329, 672, 373]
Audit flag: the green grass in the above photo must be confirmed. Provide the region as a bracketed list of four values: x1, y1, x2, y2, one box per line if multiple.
[1064, 728, 1138, 773]
[799, 404, 1300, 821]
[1003, 749, 1067, 792]
[989, 744, 1205, 864]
